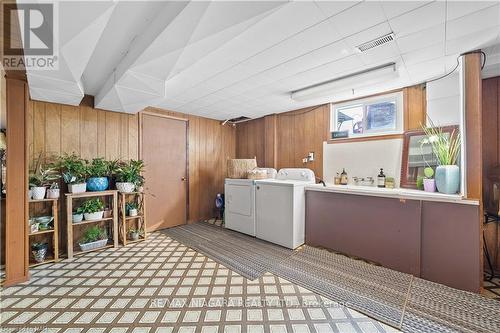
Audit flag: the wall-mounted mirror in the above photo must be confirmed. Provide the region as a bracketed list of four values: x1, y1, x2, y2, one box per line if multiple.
[400, 126, 458, 189]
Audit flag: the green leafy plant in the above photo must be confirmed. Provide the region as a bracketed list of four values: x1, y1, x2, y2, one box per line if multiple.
[423, 167, 434, 179]
[126, 202, 138, 210]
[421, 119, 461, 166]
[56, 153, 87, 184]
[29, 166, 60, 187]
[416, 176, 424, 190]
[87, 158, 109, 178]
[79, 198, 105, 214]
[74, 206, 85, 215]
[116, 160, 145, 187]
[80, 226, 107, 244]
[31, 242, 48, 251]
[107, 159, 121, 178]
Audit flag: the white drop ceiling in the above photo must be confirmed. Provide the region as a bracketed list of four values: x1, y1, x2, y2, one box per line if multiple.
[21, 0, 500, 120]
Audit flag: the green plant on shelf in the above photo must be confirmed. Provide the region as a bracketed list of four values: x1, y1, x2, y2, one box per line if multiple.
[29, 165, 60, 187]
[56, 153, 87, 184]
[87, 158, 110, 178]
[31, 242, 48, 251]
[80, 226, 107, 244]
[424, 167, 434, 179]
[80, 198, 105, 214]
[116, 159, 145, 187]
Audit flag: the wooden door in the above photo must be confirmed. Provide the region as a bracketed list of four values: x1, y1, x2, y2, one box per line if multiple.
[141, 113, 188, 231]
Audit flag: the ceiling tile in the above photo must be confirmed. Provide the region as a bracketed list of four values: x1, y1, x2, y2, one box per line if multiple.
[446, 4, 500, 41]
[380, 1, 433, 19]
[390, 2, 445, 37]
[401, 43, 445, 66]
[395, 24, 445, 54]
[446, 1, 498, 21]
[314, 1, 360, 18]
[329, 2, 387, 38]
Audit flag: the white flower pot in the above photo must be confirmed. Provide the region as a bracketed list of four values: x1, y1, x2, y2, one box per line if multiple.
[47, 188, 60, 199]
[128, 208, 138, 217]
[84, 211, 104, 221]
[79, 238, 108, 252]
[31, 186, 46, 200]
[28, 190, 33, 200]
[116, 182, 135, 193]
[68, 183, 87, 194]
[72, 213, 84, 223]
[130, 232, 139, 241]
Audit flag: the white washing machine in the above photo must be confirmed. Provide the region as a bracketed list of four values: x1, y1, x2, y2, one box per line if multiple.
[255, 168, 315, 249]
[224, 168, 277, 236]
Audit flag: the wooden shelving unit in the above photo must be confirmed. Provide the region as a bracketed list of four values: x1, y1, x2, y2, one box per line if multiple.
[65, 190, 118, 258]
[118, 192, 147, 245]
[28, 198, 59, 267]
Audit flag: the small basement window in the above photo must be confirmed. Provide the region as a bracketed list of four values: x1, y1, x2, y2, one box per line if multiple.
[330, 92, 403, 139]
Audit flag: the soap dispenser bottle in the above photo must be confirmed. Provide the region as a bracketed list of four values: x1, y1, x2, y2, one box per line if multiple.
[377, 168, 386, 188]
[340, 168, 348, 185]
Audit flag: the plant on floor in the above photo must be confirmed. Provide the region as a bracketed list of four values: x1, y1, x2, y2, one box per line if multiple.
[115, 159, 145, 193]
[80, 198, 105, 221]
[421, 118, 461, 194]
[80, 226, 107, 244]
[56, 153, 88, 193]
[86, 158, 110, 191]
[31, 242, 48, 263]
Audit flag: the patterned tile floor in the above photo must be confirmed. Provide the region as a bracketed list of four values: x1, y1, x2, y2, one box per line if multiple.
[0, 231, 401, 333]
[483, 276, 500, 300]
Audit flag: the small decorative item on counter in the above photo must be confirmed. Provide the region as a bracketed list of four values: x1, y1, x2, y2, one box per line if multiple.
[46, 182, 60, 199]
[340, 169, 348, 185]
[377, 168, 386, 188]
[385, 177, 395, 189]
[423, 167, 436, 192]
[80, 198, 105, 221]
[334, 173, 341, 185]
[31, 242, 49, 263]
[416, 176, 424, 190]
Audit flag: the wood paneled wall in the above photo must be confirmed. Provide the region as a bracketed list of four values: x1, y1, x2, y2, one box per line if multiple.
[28, 99, 139, 165]
[236, 85, 426, 181]
[27, 102, 236, 224]
[483, 76, 500, 271]
[141, 107, 236, 222]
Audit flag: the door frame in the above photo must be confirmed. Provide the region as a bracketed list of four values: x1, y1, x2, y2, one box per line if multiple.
[138, 110, 190, 225]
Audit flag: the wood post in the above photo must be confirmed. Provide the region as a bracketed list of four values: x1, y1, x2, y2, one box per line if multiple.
[462, 51, 484, 290]
[4, 77, 29, 286]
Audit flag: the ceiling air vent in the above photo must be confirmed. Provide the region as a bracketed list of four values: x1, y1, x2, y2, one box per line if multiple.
[356, 33, 395, 53]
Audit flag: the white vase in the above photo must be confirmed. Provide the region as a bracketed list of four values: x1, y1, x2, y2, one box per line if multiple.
[129, 208, 138, 217]
[116, 182, 135, 193]
[46, 188, 60, 199]
[435, 165, 460, 194]
[84, 211, 104, 221]
[68, 183, 87, 194]
[31, 186, 46, 200]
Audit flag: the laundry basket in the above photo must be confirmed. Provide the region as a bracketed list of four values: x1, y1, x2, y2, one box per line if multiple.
[247, 168, 269, 180]
[226, 158, 257, 179]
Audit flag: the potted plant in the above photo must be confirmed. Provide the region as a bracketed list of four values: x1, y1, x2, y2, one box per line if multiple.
[79, 226, 108, 251]
[80, 198, 105, 220]
[126, 202, 138, 216]
[57, 153, 88, 193]
[29, 165, 60, 200]
[422, 167, 436, 192]
[86, 158, 109, 191]
[107, 159, 121, 190]
[128, 228, 140, 241]
[72, 206, 84, 223]
[46, 182, 60, 199]
[31, 242, 48, 263]
[103, 207, 113, 218]
[422, 119, 461, 194]
[115, 160, 145, 193]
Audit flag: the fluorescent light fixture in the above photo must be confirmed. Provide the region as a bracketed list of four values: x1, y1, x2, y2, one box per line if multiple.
[291, 62, 398, 102]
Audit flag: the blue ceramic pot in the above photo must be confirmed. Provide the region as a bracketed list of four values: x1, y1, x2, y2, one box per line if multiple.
[86, 177, 109, 191]
[435, 165, 460, 194]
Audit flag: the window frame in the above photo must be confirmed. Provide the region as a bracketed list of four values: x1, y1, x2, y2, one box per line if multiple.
[330, 91, 404, 139]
